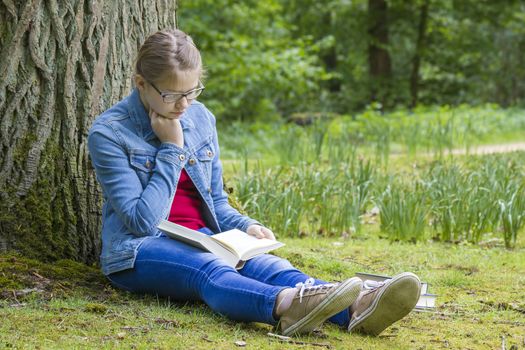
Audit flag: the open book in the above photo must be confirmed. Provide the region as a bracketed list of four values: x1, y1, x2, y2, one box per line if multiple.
[157, 220, 285, 269]
[355, 272, 437, 311]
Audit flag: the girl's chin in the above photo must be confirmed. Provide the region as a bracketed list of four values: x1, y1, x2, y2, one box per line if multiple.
[155, 112, 183, 119]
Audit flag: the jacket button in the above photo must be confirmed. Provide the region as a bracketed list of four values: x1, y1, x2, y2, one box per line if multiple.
[179, 154, 185, 161]
[208, 188, 212, 193]
[145, 160, 151, 168]
[189, 158, 196, 165]
[207, 150, 213, 157]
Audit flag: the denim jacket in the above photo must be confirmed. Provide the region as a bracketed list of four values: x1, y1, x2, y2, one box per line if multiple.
[88, 89, 259, 275]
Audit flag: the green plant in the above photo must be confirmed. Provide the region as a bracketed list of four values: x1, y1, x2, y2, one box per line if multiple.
[498, 185, 525, 248]
[376, 181, 429, 242]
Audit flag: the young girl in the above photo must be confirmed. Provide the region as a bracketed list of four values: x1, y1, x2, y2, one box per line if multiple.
[88, 29, 421, 337]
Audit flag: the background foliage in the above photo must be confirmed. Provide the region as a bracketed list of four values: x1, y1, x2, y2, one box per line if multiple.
[179, 0, 525, 121]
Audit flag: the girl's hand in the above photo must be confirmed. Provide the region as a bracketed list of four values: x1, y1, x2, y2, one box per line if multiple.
[247, 225, 276, 240]
[150, 110, 184, 148]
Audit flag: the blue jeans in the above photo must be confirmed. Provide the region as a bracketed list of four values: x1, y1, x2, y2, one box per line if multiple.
[108, 229, 350, 326]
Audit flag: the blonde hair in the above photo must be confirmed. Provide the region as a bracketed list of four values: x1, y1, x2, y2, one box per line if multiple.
[135, 29, 203, 83]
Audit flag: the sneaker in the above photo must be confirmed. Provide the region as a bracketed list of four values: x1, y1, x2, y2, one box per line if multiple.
[280, 277, 362, 336]
[347, 272, 421, 336]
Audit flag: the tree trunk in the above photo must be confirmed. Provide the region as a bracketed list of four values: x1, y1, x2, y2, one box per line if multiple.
[368, 0, 391, 107]
[321, 10, 341, 93]
[0, 0, 177, 264]
[410, 0, 429, 108]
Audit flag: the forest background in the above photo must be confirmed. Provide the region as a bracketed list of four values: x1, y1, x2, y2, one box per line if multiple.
[179, 0, 525, 121]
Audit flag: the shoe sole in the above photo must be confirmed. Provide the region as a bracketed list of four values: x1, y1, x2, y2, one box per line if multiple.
[282, 277, 362, 336]
[348, 272, 421, 336]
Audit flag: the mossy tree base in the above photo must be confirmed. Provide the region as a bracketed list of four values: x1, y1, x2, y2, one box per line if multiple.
[0, 1, 178, 264]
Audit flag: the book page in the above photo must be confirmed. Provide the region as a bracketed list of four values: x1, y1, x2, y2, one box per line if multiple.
[211, 229, 284, 260]
[158, 220, 241, 268]
[158, 221, 283, 268]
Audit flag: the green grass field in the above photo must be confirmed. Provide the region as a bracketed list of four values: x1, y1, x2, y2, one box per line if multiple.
[1, 230, 524, 349]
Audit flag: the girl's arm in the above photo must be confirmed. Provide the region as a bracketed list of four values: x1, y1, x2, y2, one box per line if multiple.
[88, 123, 187, 237]
[205, 113, 261, 233]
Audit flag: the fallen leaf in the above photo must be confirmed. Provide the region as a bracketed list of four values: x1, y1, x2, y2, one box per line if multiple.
[201, 334, 214, 343]
[154, 318, 180, 328]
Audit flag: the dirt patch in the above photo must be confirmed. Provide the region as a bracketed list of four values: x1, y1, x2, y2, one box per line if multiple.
[450, 142, 525, 155]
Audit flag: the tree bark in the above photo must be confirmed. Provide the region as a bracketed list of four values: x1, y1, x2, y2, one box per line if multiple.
[368, 0, 391, 107]
[321, 10, 341, 93]
[0, 0, 177, 264]
[410, 0, 429, 108]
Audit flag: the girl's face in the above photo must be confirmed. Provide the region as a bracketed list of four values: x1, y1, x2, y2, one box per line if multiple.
[136, 69, 200, 119]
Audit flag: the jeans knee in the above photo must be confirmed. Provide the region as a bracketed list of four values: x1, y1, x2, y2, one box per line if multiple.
[269, 255, 294, 270]
[201, 256, 238, 283]
[240, 254, 299, 283]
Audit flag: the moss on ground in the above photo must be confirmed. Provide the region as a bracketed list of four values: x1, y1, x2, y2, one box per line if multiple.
[0, 252, 106, 301]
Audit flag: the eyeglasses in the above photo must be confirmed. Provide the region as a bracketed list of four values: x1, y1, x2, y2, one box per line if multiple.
[147, 79, 205, 104]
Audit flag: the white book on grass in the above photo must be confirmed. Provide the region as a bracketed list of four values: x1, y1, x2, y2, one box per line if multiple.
[355, 272, 436, 310]
[157, 220, 284, 270]
[416, 293, 437, 310]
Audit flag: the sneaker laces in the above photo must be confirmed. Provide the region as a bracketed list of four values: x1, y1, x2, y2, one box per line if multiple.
[363, 280, 387, 290]
[295, 278, 336, 303]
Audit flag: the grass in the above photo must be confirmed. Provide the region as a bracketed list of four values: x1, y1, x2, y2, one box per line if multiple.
[1, 231, 524, 349]
[218, 105, 525, 166]
[3, 105, 525, 348]
[376, 181, 429, 242]
[227, 152, 525, 247]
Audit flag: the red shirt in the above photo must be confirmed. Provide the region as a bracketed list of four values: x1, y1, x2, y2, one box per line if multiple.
[168, 169, 206, 230]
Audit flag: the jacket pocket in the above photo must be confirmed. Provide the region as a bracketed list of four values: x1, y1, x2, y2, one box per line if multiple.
[194, 143, 215, 185]
[129, 149, 156, 186]
[195, 142, 215, 162]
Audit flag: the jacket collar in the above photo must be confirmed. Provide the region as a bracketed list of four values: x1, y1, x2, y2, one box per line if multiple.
[127, 88, 195, 141]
